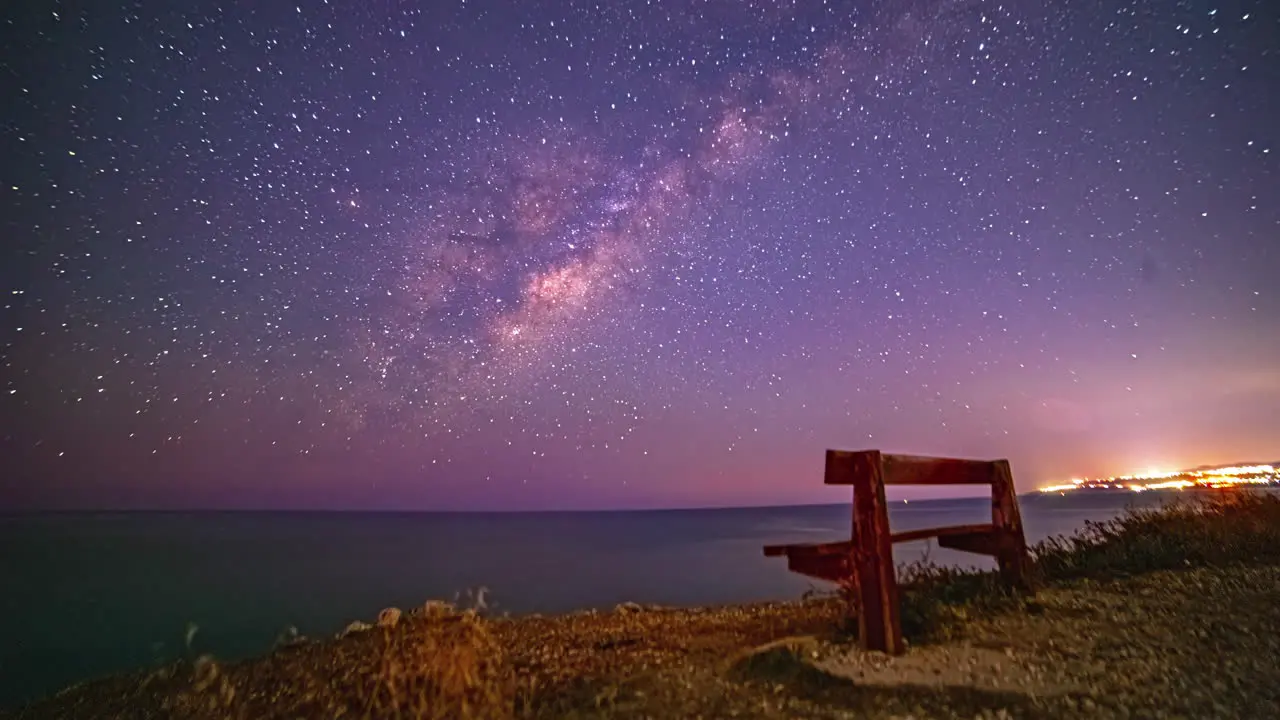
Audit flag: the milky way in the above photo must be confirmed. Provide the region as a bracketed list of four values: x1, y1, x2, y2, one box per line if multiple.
[2, 0, 1278, 510]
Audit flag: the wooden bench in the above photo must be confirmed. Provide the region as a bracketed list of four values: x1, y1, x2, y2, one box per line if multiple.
[763, 450, 1031, 654]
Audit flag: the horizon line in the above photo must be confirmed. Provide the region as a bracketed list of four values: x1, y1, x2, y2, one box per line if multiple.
[0, 495, 1016, 516]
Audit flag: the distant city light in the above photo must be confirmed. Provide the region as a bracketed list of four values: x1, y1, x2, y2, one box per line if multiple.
[1039, 465, 1280, 494]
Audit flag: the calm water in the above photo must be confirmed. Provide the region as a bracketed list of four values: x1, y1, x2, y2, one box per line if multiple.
[0, 492, 1171, 708]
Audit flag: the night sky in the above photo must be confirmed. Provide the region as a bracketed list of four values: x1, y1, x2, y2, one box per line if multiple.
[2, 0, 1277, 511]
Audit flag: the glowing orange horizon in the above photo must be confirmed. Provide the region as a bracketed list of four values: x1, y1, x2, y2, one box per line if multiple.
[1039, 465, 1279, 494]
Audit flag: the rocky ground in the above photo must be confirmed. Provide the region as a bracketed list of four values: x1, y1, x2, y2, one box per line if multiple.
[6, 566, 1278, 719]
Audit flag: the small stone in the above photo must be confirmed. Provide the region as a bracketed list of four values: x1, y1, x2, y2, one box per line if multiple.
[337, 620, 371, 638]
[377, 607, 402, 629]
[192, 655, 220, 692]
[421, 600, 455, 618]
[274, 625, 307, 648]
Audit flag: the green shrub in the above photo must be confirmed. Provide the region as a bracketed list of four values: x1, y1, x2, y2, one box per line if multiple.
[885, 491, 1280, 644]
[894, 556, 1021, 643]
[1032, 491, 1280, 581]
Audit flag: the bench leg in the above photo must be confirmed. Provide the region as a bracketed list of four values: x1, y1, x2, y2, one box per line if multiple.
[991, 459, 1031, 591]
[851, 456, 903, 654]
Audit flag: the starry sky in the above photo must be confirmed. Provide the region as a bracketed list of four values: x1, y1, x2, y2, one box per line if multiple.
[2, 0, 1277, 511]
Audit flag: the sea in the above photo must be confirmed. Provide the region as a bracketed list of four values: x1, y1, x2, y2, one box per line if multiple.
[0, 491, 1187, 709]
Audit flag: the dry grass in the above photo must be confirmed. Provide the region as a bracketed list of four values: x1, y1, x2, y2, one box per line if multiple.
[352, 610, 518, 720]
[164, 605, 521, 720]
[10, 598, 841, 719]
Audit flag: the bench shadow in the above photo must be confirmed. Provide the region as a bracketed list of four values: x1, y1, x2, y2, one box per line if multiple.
[727, 643, 1071, 719]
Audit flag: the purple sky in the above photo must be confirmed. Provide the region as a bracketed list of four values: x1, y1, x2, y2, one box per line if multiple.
[2, 0, 1278, 511]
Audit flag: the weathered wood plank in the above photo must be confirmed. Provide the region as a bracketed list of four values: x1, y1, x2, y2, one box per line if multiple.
[823, 449, 1001, 486]
[763, 540, 855, 557]
[767, 525, 1000, 551]
[889, 523, 996, 545]
[881, 453, 999, 486]
[785, 553, 851, 583]
[824, 449, 882, 485]
[937, 529, 1007, 556]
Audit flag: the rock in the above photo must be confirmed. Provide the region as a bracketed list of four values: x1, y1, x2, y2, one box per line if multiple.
[337, 620, 371, 638]
[192, 655, 220, 692]
[616, 601, 644, 614]
[727, 636, 822, 681]
[377, 607, 402, 629]
[421, 600, 455, 619]
[274, 625, 306, 649]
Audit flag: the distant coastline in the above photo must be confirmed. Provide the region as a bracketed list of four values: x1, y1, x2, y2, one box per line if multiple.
[0, 496, 990, 517]
[1037, 462, 1280, 495]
